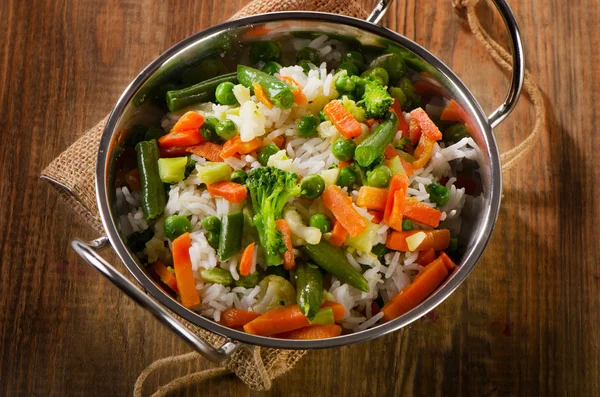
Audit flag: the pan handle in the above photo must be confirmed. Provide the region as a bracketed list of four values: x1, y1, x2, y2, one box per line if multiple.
[367, 0, 524, 129]
[71, 237, 241, 363]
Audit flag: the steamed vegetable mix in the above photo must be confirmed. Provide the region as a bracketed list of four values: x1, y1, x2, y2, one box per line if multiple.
[120, 42, 480, 339]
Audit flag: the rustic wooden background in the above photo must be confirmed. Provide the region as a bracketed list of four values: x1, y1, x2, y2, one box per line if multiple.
[1, 0, 598, 395]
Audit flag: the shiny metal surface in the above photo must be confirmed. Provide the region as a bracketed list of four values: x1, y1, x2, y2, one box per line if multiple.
[72, 0, 524, 355]
[367, 0, 394, 24]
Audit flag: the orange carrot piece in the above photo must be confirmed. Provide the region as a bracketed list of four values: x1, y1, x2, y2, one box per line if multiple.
[357, 186, 388, 211]
[410, 108, 443, 141]
[364, 118, 376, 128]
[399, 156, 414, 176]
[159, 146, 191, 157]
[238, 243, 256, 276]
[381, 256, 449, 321]
[439, 252, 457, 270]
[385, 229, 451, 251]
[275, 324, 342, 340]
[388, 189, 406, 231]
[321, 185, 368, 237]
[272, 135, 285, 149]
[238, 137, 263, 154]
[186, 141, 224, 162]
[220, 309, 260, 328]
[220, 136, 263, 158]
[243, 302, 344, 336]
[253, 82, 274, 109]
[242, 25, 273, 38]
[277, 75, 307, 104]
[158, 129, 202, 148]
[403, 198, 442, 228]
[413, 80, 446, 98]
[440, 99, 464, 122]
[338, 160, 352, 169]
[416, 248, 436, 267]
[172, 233, 200, 309]
[328, 220, 348, 247]
[171, 111, 205, 133]
[125, 168, 141, 191]
[412, 135, 435, 169]
[389, 98, 409, 135]
[368, 211, 383, 224]
[151, 261, 178, 293]
[321, 301, 345, 321]
[275, 219, 295, 270]
[408, 118, 422, 145]
[384, 145, 399, 160]
[383, 174, 409, 225]
[206, 181, 247, 203]
[324, 100, 363, 139]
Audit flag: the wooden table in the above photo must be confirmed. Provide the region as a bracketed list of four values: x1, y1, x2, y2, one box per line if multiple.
[1, 0, 598, 395]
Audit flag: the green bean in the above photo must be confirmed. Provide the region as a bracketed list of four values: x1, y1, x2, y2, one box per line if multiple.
[302, 241, 369, 292]
[262, 61, 282, 75]
[355, 112, 399, 167]
[218, 212, 244, 261]
[237, 65, 295, 109]
[295, 262, 323, 320]
[249, 41, 281, 64]
[235, 272, 262, 288]
[166, 73, 238, 112]
[135, 140, 166, 220]
[215, 82, 238, 105]
[200, 267, 234, 286]
[163, 215, 192, 240]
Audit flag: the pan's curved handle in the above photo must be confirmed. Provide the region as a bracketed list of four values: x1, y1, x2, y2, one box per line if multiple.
[367, 0, 524, 129]
[71, 237, 241, 363]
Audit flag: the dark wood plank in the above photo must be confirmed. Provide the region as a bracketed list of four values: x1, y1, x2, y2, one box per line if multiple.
[1, 0, 598, 395]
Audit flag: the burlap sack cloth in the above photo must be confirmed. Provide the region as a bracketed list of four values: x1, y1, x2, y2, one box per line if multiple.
[41, 0, 545, 395]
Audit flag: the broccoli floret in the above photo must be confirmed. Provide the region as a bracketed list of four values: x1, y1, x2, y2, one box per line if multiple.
[246, 166, 301, 266]
[362, 80, 394, 119]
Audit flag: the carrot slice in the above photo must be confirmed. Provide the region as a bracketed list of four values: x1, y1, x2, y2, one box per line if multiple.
[357, 186, 388, 211]
[150, 261, 178, 293]
[416, 248, 436, 267]
[381, 256, 448, 321]
[172, 233, 200, 309]
[125, 168, 141, 191]
[338, 160, 352, 169]
[328, 220, 348, 247]
[239, 243, 256, 276]
[220, 309, 260, 328]
[275, 219, 295, 270]
[364, 118, 376, 128]
[158, 129, 202, 148]
[242, 25, 273, 38]
[388, 189, 406, 231]
[384, 145, 398, 160]
[275, 324, 342, 340]
[383, 174, 409, 225]
[238, 137, 263, 154]
[277, 75, 307, 105]
[413, 80, 446, 98]
[253, 82, 274, 109]
[321, 185, 368, 237]
[403, 198, 442, 228]
[324, 100, 363, 139]
[186, 142, 224, 162]
[412, 135, 435, 169]
[206, 181, 248, 203]
[368, 211, 383, 224]
[399, 156, 414, 176]
[244, 302, 345, 336]
[410, 108, 443, 141]
[440, 99, 464, 122]
[389, 98, 409, 135]
[272, 135, 285, 149]
[408, 118, 422, 145]
[220, 136, 263, 158]
[439, 252, 457, 270]
[171, 111, 205, 133]
[159, 146, 192, 157]
[386, 229, 451, 251]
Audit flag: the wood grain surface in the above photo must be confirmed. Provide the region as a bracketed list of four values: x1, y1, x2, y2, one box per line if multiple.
[1, 0, 598, 395]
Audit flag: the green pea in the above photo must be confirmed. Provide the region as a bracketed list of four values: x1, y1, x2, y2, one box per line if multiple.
[262, 61, 282, 76]
[215, 119, 238, 140]
[342, 51, 364, 64]
[335, 74, 356, 93]
[230, 170, 248, 184]
[258, 143, 280, 166]
[340, 93, 357, 102]
[206, 231, 220, 250]
[336, 61, 359, 77]
[401, 219, 413, 231]
[361, 67, 389, 86]
[296, 47, 320, 64]
[336, 167, 357, 188]
[426, 183, 451, 206]
[163, 215, 192, 240]
[369, 53, 406, 82]
[332, 138, 356, 162]
[444, 124, 471, 143]
[371, 243, 390, 263]
[298, 60, 318, 74]
[249, 41, 281, 64]
[201, 215, 221, 232]
[447, 236, 459, 252]
[215, 82, 238, 105]
[200, 116, 221, 142]
[366, 165, 392, 188]
[300, 174, 326, 199]
[309, 213, 332, 234]
[388, 86, 407, 108]
[319, 110, 328, 122]
[397, 77, 420, 110]
[297, 114, 320, 137]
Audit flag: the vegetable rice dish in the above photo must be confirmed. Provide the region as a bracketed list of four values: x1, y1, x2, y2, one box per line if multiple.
[115, 33, 482, 340]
